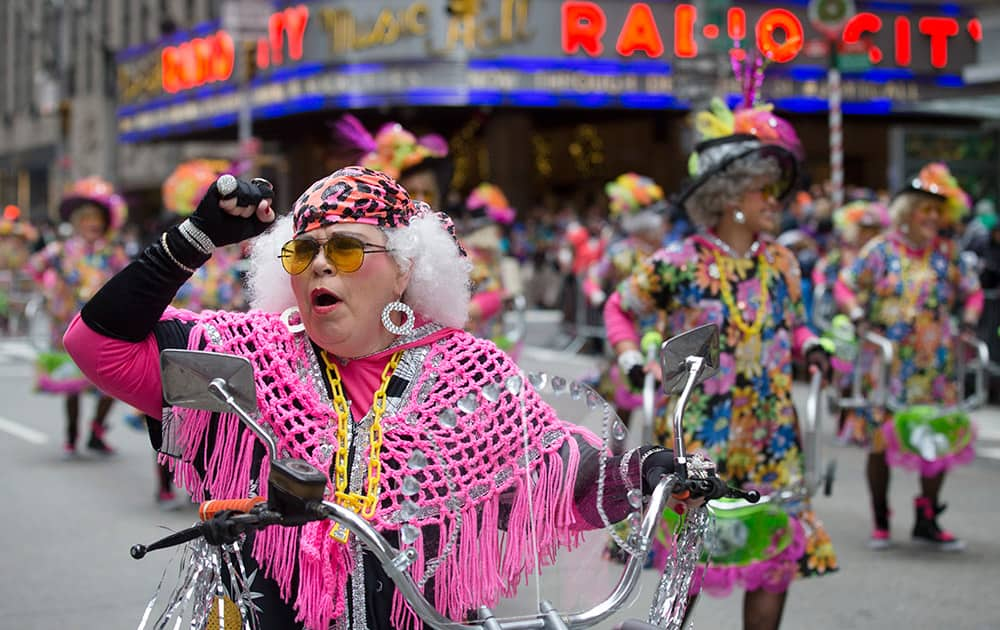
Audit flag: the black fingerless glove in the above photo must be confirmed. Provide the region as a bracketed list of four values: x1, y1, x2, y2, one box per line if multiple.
[187, 176, 275, 248]
[640, 448, 676, 495]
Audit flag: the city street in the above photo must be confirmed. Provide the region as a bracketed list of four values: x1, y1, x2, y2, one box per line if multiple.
[0, 322, 998, 630]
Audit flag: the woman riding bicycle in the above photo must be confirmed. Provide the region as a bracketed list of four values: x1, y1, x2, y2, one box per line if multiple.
[65, 166, 685, 629]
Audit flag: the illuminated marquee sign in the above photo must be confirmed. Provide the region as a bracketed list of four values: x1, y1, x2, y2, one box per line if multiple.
[116, 0, 980, 140]
[561, 1, 982, 68]
[160, 6, 309, 93]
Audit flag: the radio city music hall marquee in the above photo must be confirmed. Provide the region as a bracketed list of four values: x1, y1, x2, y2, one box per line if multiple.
[116, 1, 978, 138]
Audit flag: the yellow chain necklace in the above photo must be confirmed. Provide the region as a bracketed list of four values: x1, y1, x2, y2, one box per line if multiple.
[899, 245, 933, 320]
[321, 350, 403, 540]
[713, 249, 771, 337]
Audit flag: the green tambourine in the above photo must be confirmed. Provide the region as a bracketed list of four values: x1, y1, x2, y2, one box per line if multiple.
[659, 498, 792, 566]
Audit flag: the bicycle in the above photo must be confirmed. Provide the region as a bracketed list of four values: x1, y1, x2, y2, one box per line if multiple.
[130, 325, 756, 630]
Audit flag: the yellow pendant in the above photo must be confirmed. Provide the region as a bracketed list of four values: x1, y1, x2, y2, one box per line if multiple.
[329, 522, 351, 543]
[203, 595, 243, 630]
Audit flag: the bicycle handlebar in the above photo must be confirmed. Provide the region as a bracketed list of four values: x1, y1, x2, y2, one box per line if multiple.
[130, 464, 750, 630]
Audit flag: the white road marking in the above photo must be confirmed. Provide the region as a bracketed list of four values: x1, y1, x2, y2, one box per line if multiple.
[976, 446, 1000, 461]
[0, 415, 48, 445]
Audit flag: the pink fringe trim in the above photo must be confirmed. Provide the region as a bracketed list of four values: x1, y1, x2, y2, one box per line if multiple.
[163, 311, 587, 630]
[35, 375, 91, 394]
[881, 421, 977, 477]
[654, 515, 807, 598]
[389, 434, 584, 627]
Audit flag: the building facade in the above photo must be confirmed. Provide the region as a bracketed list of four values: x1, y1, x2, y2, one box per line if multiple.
[0, 0, 220, 221]
[1, 0, 995, 223]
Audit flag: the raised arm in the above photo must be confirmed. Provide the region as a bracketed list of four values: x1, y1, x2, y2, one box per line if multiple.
[64, 177, 275, 416]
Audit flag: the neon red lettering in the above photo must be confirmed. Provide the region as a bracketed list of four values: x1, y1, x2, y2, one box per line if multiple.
[616, 3, 664, 57]
[843, 13, 882, 64]
[894, 17, 911, 66]
[561, 1, 606, 55]
[674, 4, 697, 59]
[756, 9, 803, 63]
[919, 17, 959, 68]
[728, 7, 747, 41]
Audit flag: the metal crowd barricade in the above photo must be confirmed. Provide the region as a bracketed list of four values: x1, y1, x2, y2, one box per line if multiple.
[812, 283, 893, 413]
[562, 273, 607, 355]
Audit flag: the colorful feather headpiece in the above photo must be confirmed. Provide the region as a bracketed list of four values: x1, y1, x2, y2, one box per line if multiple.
[897, 162, 971, 226]
[604, 173, 666, 219]
[465, 183, 516, 226]
[162, 159, 243, 217]
[332, 115, 448, 181]
[834, 200, 889, 244]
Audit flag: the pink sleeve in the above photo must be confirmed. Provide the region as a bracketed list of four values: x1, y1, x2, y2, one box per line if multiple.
[471, 289, 504, 322]
[793, 325, 815, 356]
[603, 291, 639, 347]
[964, 288, 985, 320]
[833, 278, 856, 309]
[63, 313, 164, 417]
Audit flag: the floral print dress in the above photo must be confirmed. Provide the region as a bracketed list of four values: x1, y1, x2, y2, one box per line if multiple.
[25, 236, 129, 393]
[618, 233, 837, 590]
[837, 232, 982, 451]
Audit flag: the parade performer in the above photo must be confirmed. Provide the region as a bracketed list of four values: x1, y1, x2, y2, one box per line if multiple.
[26, 177, 129, 455]
[605, 96, 837, 629]
[812, 200, 889, 442]
[333, 114, 452, 212]
[0, 207, 39, 334]
[460, 182, 521, 350]
[589, 173, 670, 424]
[64, 167, 686, 629]
[836, 163, 982, 551]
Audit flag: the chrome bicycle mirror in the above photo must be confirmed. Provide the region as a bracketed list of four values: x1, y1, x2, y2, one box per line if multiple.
[660, 324, 721, 394]
[161, 349, 258, 414]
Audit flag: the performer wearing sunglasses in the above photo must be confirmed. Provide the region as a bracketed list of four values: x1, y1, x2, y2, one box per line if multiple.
[835, 163, 982, 552]
[605, 96, 837, 630]
[63, 166, 688, 629]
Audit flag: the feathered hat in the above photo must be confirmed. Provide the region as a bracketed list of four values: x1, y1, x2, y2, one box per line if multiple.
[894, 162, 971, 226]
[833, 200, 889, 244]
[0, 205, 39, 242]
[162, 159, 243, 217]
[331, 115, 451, 189]
[59, 177, 128, 233]
[465, 183, 516, 227]
[676, 53, 802, 211]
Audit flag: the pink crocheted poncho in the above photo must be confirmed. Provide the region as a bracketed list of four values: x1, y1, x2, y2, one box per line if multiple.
[163, 309, 595, 630]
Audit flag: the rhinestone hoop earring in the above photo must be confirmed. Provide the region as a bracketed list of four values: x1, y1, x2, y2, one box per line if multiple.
[381, 301, 415, 336]
[733, 210, 747, 224]
[280, 306, 306, 333]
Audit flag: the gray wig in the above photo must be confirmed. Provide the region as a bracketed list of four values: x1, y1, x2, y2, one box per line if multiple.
[686, 156, 782, 229]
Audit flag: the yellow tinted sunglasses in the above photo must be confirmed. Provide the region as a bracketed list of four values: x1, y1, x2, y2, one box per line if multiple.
[279, 234, 392, 275]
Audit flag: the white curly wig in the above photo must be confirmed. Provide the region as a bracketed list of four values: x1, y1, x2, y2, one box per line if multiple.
[246, 212, 472, 329]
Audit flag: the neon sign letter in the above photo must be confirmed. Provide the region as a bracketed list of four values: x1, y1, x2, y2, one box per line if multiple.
[756, 9, 803, 63]
[919, 17, 959, 68]
[562, 1, 606, 55]
[267, 5, 310, 66]
[674, 4, 697, 58]
[616, 3, 664, 57]
[161, 31, 234, 93]
[895, 17, 911, 66]
[843, 13, 883, 64]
